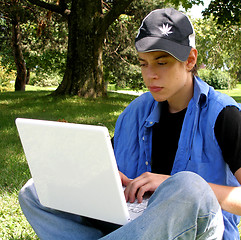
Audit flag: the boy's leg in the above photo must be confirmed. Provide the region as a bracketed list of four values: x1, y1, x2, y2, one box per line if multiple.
[19, 172, 224, 240]
[19, 179, 107, 240]
[102, 171, 224, 240]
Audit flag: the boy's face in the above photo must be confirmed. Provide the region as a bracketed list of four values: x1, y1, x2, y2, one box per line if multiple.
[138, 51, 194, 112]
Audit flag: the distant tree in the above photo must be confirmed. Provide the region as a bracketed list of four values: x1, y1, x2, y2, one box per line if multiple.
[202, 0, 241, 26]
[26, 0, 135, 97]
[0, 0, 30, 91]
[194, 16, 241, 84]
[0, 0, 67, 91]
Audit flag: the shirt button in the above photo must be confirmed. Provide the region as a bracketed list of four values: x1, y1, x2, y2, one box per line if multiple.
[150, 122, 153, 124]
[142, 136, 145, 141]
[145, 161, 148, 166]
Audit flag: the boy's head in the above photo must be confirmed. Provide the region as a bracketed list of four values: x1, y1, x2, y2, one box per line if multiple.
[135, 8, 196, 63]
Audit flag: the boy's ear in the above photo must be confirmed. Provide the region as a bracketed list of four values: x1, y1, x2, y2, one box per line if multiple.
[186, 48, 198, 71]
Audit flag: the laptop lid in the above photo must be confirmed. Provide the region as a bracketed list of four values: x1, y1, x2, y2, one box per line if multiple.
[16, 118, 131, 225]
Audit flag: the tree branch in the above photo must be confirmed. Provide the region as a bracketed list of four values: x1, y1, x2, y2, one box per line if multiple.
[102, 0, 134, 32]
[27, 0, 69, 16]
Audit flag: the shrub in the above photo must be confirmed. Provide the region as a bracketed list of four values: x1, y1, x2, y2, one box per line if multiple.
[29, 72, 62, 87]
[198, 69, 233, 90]
[0, 63, 15, 92]
[104, 63, 144, 90]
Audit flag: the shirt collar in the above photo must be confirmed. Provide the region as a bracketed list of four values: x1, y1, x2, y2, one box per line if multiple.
[193, 76, 209, 108]
[145, 101, 160, 127]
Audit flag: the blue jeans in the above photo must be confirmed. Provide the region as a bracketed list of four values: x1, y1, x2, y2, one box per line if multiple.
[19, 171, 224, 239]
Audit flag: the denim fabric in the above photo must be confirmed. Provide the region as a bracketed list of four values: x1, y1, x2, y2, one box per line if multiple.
[19, 172, 224, 240]
[114, 76, 241, 239]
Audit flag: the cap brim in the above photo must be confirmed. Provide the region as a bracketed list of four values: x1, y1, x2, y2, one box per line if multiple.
[135, 37, 192, 62]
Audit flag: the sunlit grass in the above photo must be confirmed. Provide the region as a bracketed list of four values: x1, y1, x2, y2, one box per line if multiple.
[0, 191, 39, 240]
[217, 84, 241, 103]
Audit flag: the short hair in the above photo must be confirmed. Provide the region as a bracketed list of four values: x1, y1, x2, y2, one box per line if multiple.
[190, 64, 198, 76]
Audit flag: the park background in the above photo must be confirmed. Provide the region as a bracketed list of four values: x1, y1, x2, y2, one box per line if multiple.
[1, 0, 241, 239]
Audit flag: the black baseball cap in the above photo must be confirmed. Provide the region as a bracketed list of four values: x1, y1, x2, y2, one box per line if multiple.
[135, 8, 195, 62]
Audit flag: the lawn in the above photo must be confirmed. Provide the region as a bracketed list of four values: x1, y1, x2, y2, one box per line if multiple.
[0, 84, 241, 239]
[0, 88, 136, 239]
[217, 84, 241, 103]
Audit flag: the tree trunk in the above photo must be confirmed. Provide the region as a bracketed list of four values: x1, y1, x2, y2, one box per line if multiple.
[54, 0, 106, 97]
[12, 16, 27, 91]
[26, 68, 30, 85]
[27, 0, 134, 97]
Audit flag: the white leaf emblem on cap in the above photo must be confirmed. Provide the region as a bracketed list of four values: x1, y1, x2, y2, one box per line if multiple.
[159, 24, 173, 36]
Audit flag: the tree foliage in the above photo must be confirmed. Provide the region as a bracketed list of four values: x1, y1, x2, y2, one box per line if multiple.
[194, 16, 241, 84]
[0, 0, 31, 90]
[0, 0, 68, 90]
[167, 0, 203, 10]
[202, 0, 241, 27]
[199, 68, 232, 89]
[103, 0, 170, 90]
[24, 0, 136, 97]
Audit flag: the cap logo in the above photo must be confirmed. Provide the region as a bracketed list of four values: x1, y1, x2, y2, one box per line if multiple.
[159, 23, 173, 36]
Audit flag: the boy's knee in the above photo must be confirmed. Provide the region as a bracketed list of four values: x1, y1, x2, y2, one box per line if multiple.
[19, 178, 38, 206]
[164, 171, 215, 197]
[151, 171, 220, 214]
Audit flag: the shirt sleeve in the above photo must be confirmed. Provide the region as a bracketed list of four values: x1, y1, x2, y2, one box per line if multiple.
[214, 106, 241, 174]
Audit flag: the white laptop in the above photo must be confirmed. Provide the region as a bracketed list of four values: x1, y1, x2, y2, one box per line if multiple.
[16, 118, 148, 225]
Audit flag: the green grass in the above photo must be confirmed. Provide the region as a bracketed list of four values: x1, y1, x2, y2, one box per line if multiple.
[0, 88, 137, 239]
[108, 83, 148, 93]
[0, 84, 241, 239]
[217, 84, 241, 103]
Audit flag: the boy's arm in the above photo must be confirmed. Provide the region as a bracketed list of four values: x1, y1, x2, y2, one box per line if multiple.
[209, 167, 241, 216]
[120, 170, 241, 216]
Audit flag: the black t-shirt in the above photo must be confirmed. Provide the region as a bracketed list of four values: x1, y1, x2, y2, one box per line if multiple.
[151, 101, 241, 175]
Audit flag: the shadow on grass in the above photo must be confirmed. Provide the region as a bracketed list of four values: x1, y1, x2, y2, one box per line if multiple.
[231, 96, 241, 103]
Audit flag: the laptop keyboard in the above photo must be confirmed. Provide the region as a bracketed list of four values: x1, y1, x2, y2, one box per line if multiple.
[122, 186, 149, 214]
[127, 199, 148, 213]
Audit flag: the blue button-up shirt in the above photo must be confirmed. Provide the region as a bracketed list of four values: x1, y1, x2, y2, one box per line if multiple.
[114, 76, 241, 239]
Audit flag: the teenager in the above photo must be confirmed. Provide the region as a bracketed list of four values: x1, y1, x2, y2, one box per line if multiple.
[19, 8, 241, 239]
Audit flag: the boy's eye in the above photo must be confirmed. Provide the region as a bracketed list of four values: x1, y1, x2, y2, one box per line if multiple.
[158, 62, 166, 65]
[139, 63, 147, 67]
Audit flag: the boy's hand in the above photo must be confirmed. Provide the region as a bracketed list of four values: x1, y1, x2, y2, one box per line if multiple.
[122, 172, 170, 203]
[119, 171, 131, 187]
